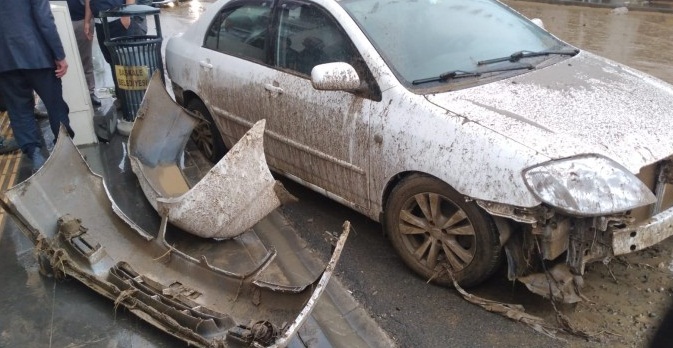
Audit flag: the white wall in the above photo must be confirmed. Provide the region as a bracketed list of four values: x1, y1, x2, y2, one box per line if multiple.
[51, 1, 97, 145]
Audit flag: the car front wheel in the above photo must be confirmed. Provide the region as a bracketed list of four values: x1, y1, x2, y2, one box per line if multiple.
[186, 98, 227, 163]
[384, 174, 502, 287]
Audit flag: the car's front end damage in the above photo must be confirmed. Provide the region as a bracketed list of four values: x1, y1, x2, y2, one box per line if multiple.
[477, 156, 673, 303]
[420, 50, 673, 303]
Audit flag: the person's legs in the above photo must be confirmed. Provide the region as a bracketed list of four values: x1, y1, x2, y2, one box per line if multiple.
[27, 69, 74, 140]
[97, 19, 140, 111]
[0, 70, 46, 169]
[94, 22, 112, 65]
[96, 20, 129, 68]
[0, 71, 43, 154]
[73, 18, 100, 105]
[0, 87, 6, 112]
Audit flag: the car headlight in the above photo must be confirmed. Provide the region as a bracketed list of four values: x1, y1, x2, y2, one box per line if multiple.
[522, 155, 656, 216]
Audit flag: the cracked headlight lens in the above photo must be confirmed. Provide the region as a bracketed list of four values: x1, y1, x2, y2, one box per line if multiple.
[522, 155, 656, 216]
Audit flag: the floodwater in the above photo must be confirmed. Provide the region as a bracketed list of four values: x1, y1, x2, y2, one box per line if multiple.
[505, 0, 673, 84]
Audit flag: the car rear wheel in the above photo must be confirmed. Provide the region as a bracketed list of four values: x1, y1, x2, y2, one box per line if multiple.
[384, 174, 502, 287]
[186, 98, 227, 163]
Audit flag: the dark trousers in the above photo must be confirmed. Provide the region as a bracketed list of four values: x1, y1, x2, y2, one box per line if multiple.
[95, 17, 148, 66]
[0, 69, 73, 153]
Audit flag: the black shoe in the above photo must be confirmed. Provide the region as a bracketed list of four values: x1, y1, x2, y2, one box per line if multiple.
[0, 137, 19, 155]
[90, 93, 102, 106]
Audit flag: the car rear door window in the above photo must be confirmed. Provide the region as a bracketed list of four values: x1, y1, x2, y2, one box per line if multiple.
[204, 1, 272, 62]
[275, 2, 358, 76]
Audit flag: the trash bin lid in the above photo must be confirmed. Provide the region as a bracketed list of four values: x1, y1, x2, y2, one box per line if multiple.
[100, 4, 159, 17]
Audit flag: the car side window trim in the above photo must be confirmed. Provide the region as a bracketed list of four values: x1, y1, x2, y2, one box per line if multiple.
[202, 0, 275, 64]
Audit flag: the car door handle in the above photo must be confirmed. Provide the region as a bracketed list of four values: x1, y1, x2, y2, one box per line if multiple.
[264, 84, 284, 95]
[199, 60, 213, 69]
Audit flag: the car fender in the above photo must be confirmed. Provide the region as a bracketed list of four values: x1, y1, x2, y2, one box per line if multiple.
[369, 87, 549, 220]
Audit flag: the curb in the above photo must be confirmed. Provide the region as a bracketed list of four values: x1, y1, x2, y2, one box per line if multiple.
[512, 0, 673, 13]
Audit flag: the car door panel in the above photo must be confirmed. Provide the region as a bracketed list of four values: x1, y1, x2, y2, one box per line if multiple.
[266, 75, 370, 207]
[263, 1, 373, 209]
[199, 0, 274, 147]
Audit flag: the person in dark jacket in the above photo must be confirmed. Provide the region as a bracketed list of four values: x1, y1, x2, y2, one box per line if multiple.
[0, 0, 75, 171]
[84, 0, 147, 70]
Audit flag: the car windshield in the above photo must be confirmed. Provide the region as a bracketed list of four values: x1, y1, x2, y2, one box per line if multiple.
[340, 0, 566, 87]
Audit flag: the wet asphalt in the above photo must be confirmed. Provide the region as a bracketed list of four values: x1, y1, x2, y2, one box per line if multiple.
[0, 138, 184, 347]
[2, 1, 673, 347]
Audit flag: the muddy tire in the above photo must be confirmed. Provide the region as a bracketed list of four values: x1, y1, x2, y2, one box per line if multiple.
[384, 174, 502, 287]
[186, 98, 227, 163]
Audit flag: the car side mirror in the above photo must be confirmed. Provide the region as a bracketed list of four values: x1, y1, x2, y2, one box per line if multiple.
[311, 62, 361, 91]
[531, 18, 545, 30]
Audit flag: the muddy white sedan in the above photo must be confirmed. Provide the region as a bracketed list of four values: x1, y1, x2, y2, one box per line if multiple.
[166, 0, 673, 296]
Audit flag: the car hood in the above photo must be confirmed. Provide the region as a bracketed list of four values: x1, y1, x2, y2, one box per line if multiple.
[426, 51, 673, 173]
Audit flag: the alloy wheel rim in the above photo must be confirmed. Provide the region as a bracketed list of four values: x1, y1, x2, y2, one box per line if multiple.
[398, 192, 476, 273]
[190, 115, 214, 160]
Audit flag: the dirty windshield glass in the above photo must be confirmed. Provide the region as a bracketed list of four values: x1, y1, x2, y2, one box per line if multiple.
[340, 0, 565, 87]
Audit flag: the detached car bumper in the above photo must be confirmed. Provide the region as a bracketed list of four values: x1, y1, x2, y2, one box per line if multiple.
[0, 127, 350, 347]
[613, 206, 673, 255]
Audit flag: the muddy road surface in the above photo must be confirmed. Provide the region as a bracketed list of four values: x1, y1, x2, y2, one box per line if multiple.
[159, 1, 673, 347]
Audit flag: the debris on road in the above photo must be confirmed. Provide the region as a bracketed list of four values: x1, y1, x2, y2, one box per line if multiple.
[129, 73, 295, 239]
[0, 127, 350, 347]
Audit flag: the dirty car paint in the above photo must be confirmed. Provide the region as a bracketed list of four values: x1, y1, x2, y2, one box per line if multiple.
[427, 52, 673, 175]
[165, 0, 673, 298]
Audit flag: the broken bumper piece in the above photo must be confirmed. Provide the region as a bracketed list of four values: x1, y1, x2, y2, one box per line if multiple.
[129, 72, 292, 239]
[0, 127, 349, 347]
[612, 205, 673, 255]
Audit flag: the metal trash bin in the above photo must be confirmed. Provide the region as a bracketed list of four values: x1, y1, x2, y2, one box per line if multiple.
[101, 5, 163, 123]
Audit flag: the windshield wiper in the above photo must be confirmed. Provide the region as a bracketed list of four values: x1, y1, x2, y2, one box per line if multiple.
[412, 64, 534, 85]
[477, 49, 579, 66]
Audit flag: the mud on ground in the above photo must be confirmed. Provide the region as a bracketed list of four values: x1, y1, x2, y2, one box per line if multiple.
[558, 237, 673, 347]
[467, 238, 673, 348]
[474, 236, 673, 348]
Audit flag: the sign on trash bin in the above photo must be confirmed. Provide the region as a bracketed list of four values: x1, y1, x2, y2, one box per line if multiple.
[101, 4, 163, 125]
[115, 65, 150, 90]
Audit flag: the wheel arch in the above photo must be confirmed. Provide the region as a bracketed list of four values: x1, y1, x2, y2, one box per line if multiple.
[180, 89, 202, 109]
[380, 171, 460, 224]
[380, 170, 503, 231]
[178, 91, 228, 162]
